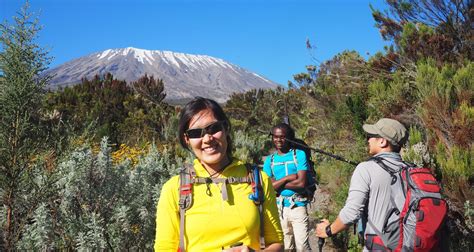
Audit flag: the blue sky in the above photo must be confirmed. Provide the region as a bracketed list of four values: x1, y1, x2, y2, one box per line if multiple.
[1, 0, 389, 85]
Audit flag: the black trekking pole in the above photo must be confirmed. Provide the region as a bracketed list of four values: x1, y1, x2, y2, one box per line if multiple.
[258, 129, 359, 166]
[288, 137, 358, 166]
[318, 236, 325, 252]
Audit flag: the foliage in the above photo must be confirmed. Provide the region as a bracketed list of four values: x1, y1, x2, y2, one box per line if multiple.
[415, 62, 473, 149]
[0, 2, 55, 249]
[402, 127, 433, 167]
[112, 143, 150, 166]
[224, 88, 284, 131]
[371, 0, 473, 63]
[367, 69, 416, 119]
[45, 73, 173, 146]
[132, 74, 167, 105]
[17, 138, 181, 250]
[232, 130, 270, 164]
[465, 201, 474, 231]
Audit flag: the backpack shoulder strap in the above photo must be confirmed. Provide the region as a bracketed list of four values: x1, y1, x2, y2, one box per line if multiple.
[178, 163, 195, 252]
[292, 149, 298, 166]
[368, 157, 407, 236]
[369, 156, 407, 193]
[270, 153, 275, 177]
[369, 156, 398, 175]
[367, 218, 390, 246]
[179, 163, 195, 210]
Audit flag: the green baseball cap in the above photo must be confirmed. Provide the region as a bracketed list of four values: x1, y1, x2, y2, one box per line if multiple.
[363, 118, 408, 146]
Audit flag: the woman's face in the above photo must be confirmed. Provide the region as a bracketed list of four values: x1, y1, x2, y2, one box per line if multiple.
[185, 109, 229, 171]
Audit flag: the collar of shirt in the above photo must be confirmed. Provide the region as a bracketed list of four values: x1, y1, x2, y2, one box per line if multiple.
[192, 158, 244, 177]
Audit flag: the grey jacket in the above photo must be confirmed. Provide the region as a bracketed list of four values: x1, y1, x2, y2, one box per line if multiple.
[338, 152, 405, 238]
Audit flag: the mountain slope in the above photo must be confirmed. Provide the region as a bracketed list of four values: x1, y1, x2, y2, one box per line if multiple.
[46, 47, 280, 102]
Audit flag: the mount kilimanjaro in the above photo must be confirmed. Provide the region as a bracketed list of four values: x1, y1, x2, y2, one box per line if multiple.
[45, 47, 279, 103]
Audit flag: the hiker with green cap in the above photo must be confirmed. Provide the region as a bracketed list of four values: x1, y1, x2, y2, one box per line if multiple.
[315, 118, 409, 251]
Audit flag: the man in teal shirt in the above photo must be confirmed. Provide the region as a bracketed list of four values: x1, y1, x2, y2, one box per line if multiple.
[263, 123, 312, 251]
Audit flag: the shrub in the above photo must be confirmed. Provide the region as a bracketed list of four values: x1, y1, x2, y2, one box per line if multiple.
[17, 137, 181, 250]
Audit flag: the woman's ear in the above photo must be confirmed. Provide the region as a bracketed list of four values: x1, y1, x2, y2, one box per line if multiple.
[184, 135, 190, 147]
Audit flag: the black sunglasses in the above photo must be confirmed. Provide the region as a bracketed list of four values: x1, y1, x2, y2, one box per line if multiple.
[186, 121, 226, 139]
[366, 133, 382, 140]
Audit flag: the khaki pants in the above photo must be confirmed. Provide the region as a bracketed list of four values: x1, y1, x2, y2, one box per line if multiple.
[279, 205, 312, 251]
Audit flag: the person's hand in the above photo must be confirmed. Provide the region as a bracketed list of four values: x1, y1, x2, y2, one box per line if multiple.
[315, 219, 330, 238]
[222, 245, 254, 252]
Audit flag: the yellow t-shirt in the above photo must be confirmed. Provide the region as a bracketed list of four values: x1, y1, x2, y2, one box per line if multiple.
[154, 159, 283, 251]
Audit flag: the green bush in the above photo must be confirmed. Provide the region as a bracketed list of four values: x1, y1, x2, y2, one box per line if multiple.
[17, 138, 181, 250]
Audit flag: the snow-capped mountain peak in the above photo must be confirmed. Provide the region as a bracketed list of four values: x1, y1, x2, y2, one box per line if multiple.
[46, 48, 279, 103]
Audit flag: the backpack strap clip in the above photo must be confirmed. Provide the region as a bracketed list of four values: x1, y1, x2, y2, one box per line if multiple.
[227, 177, 238, 183]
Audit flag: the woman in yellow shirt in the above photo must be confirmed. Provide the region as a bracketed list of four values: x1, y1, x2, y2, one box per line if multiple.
[154, 97, 283, 251]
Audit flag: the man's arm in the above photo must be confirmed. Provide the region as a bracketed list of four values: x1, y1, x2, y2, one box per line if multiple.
[271, 174, 297, 191]
[265, 243, 284, 251]
[282, 149, 308, 189]
[271, 169, 306, 191]
[282, 170, 307, 189]
[224, 243, 283, 252]
[266, 150, 308, 191]
[315, 163, 371, 238]
[263, 156, 291, 191]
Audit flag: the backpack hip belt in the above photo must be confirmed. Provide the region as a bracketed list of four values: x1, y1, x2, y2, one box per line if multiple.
[277, 194, 307, 210]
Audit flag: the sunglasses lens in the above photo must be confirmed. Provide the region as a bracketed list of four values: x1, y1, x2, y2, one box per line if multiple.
[186, 128, 204, 139]
[207, 121, 224, 135]
[186, 121, 225, 139]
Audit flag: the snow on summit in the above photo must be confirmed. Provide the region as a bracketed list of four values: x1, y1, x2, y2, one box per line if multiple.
[95, 47, 235, 69]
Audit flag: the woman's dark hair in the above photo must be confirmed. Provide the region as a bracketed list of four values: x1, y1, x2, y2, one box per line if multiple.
[272, 123, 295, 141]
[178, 97, 233, 157]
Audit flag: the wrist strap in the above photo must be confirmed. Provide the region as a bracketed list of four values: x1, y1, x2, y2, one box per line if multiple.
[326, 224, 333, 237]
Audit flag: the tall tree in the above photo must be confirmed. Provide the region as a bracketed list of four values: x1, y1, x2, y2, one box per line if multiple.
[132, 74, 167, 105]
[371, 0, 473, 63]
[0, 2, 52, 249]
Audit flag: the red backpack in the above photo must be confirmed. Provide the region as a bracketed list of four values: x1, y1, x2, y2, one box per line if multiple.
[365, 157, 448, 251]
